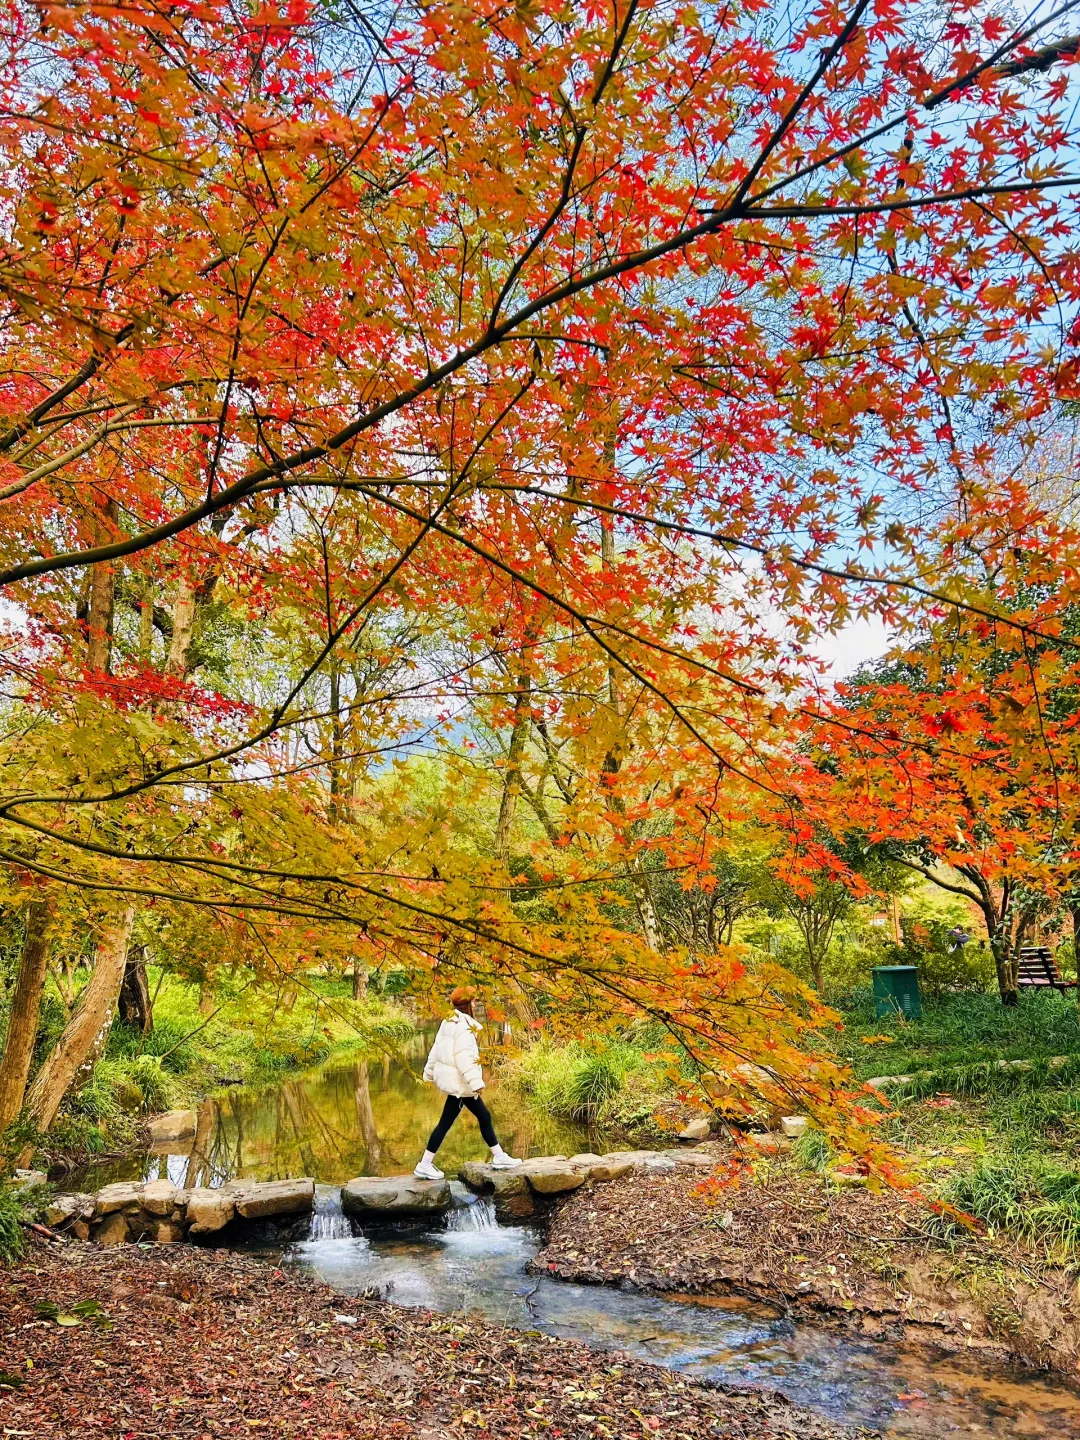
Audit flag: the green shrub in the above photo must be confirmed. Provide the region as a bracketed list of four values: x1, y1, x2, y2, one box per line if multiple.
[882, 914, 995, 998]
[0, 1183, 27, 1263]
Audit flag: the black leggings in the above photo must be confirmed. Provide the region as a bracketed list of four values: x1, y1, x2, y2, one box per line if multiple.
[426, 1093, 498, 1154]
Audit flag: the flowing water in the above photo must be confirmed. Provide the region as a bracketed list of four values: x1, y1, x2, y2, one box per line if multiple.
[70, 1051, 1080, 1438]
[286, 1185, 1080, 1439]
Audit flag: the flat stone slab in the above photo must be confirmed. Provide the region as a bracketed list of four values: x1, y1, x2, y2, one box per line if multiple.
[223, 1177, 315, 1219]
[141, 1179, 178, 1216]
[94, 1182, 145, 1216]
[459, 1148, 721, 1217]
[342, 1176, 452, 1218]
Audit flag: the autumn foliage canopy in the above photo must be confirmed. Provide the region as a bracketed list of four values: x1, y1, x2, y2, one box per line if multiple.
[3, 0, 1080, 1172]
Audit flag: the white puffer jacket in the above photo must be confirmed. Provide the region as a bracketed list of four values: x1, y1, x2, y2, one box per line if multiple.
[423, 1011, 485, 1097]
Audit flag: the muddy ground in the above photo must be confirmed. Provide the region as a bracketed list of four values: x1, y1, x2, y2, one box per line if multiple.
[533, 1160, 1080, 1376]
[0, 1236, 871, 1439]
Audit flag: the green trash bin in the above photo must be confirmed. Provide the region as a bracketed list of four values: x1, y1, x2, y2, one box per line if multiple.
[872, 965, 921, 1020]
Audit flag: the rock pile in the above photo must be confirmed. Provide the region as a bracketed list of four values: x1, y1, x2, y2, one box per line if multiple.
[43, 1177, 315, 1245]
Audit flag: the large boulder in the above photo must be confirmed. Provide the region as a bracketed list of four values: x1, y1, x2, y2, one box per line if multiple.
[224, 1178, 315, 1220]
[11, 1168, 47, 1192]
[145, 1109, 197, 1144]
[43, 1193, 92, 1228]
[585, 1155, 637, 1182]
[186, 1188, 236, 1235]
[678, 1115, 712, 1142]
[342, 1176, 451, 1219]
[671, 1150, 720, 1171]
[524, 1160, 588, 1195]
[459, 1158, 590, 1218]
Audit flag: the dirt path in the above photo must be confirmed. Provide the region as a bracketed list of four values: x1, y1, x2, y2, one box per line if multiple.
[534, 1163, 1080, 1376]
[1, 1236, 870, 1439]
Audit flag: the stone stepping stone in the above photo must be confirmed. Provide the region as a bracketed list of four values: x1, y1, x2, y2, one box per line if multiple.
[342, 1175, 452, 1219]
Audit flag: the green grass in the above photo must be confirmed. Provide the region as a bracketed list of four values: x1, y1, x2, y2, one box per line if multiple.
[831, 988, 1080, 1080]
[0, 1183, 26, 1263]
[504, 1038, 665, 1123]
[796, 989, 1080, 1257]
[937, 1156, 1080, 1258]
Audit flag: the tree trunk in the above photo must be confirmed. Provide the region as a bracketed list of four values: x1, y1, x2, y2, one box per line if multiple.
[118, 948, 153, 1034]
[18, 905, 135, 1154]
[808, 947, 825, 993]
[495, 665, 532, 862]
[0, 899, 55, 1131]
[990, 930, 1019, 1006]
[328, 659, 344, 823]
[138, 586, 154, 664]
[85, 498, 119, 673]
[164, 576, 198, 677]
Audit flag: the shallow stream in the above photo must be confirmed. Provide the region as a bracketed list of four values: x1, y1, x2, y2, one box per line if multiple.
[75, 1050, 1080, 1438]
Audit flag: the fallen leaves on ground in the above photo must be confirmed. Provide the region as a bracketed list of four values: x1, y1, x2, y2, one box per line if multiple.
[1, 1236, 866, 1439]
[533, 1163, 1080, 1373]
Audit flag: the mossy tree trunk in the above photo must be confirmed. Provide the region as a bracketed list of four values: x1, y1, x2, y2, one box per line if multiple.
[18, 905, 135, 1159]
[0, 899, 55, 1131]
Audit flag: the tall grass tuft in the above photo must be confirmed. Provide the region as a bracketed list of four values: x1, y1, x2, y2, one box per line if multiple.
[505, 1039, 657, 1122]
[0, 1183, 27, 1263]
[940, 1157, 1080, 1257]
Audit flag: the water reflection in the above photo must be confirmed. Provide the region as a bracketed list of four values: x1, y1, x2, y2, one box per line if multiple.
[77, 1039, 595, 1190]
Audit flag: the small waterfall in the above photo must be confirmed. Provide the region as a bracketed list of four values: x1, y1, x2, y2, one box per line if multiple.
[309, 1185, 353, 1241]
[446, 1196, 498, 1232]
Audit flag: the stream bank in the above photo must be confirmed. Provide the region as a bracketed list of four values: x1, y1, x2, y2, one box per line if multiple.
[535, 1161, 1080, 1376]
[1, 1236, 866, 1440]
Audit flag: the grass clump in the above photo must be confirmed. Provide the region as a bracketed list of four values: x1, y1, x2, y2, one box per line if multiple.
[791, 1127, 836, 1173]
[0, 1182, 27, 1263]
[939, 1156, 1080, 1257]
[505, 1038, 663, 1123]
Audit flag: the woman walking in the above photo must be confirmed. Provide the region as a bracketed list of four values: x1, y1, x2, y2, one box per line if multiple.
[414, 986, 522, 1179]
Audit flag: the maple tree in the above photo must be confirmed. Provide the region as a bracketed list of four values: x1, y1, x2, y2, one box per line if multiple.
[1, 0, 1080, 1173]
[811, 503, 1080, 1006]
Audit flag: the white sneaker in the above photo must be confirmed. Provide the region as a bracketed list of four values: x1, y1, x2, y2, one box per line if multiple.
[414, 1158, 444, 1180]
[490, 1152, 522, 1170]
